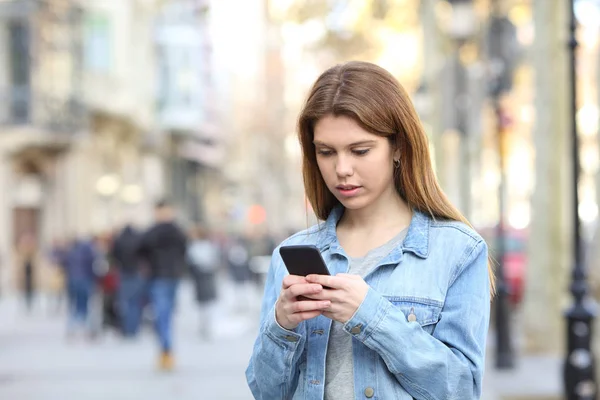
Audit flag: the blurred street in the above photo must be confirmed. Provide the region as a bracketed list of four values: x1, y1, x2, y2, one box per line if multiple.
[0, 277, 564, 400]
[0, 0, 599, 398]
[0, 280, 259, 400]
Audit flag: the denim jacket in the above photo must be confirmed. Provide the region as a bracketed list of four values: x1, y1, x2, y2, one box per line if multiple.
[246, 206, 491, 399]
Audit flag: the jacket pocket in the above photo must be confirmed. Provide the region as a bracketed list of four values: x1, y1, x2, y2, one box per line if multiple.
[384, 297, 442, 334]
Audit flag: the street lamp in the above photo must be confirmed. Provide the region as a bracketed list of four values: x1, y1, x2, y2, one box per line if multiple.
[564, 0, 598, 398]
[486, 0, 517, 370]
[439, 0, 478, 220]
[490, 84, 514, 370]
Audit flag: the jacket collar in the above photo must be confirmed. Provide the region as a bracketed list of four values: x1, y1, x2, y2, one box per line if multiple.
[316, 204, 430, 259]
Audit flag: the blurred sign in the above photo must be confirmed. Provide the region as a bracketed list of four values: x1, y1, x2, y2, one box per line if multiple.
[178, 138, 224, 167]
[248, 204, 266, 225]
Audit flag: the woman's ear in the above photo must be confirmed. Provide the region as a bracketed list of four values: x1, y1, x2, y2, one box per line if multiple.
[393, 148, 401, 162]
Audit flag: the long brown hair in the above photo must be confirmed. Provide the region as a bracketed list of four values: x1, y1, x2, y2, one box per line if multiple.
[297, 61, 495, 295]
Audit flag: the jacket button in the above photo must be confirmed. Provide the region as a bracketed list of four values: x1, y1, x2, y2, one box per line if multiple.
[284, 335, 298, 342]
[364, 387, 375, 398]
[350, 324, 362, 334]
[407, 307, 417, 322]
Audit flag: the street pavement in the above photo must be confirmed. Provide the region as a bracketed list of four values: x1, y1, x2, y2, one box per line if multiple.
[0, 280, 562, 400]
[0, 280, 259, 400]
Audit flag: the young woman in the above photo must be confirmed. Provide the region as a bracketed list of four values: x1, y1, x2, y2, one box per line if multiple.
[246, 61, 494, 399]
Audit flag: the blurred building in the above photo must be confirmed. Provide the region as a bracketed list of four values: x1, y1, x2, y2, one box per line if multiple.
[0, 0, 170, 293]
[0, 0, 87, 292]
[155, 0, 225, 226]
[80, 0, 163, 233]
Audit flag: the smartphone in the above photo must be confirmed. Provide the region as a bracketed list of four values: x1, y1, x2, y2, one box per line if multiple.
[279, 245, 331, 277]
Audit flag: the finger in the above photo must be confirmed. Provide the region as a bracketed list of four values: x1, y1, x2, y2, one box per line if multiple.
[301, 289, 337, 301]
[282, 274, 308, 289]
[286, 283, 323, 299]
[305, 274, 343, 289]
[291, 300, 331, 313]
[336, 273, 361, 280]
[288, 310, 323, 325]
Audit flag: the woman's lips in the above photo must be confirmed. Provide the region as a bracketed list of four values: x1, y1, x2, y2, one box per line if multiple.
[336, 186, 362, 197]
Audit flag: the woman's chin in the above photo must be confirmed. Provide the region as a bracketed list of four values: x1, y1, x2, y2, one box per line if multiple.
[336, 195, 370, 210]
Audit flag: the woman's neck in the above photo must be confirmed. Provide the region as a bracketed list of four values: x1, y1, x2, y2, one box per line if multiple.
[338, 193, 412, 234]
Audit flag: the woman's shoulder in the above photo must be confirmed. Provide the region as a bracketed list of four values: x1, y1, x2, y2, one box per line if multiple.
[428, 218, 485, 245]
[277, 223, 327, 248]
[424, 219, 489, 287]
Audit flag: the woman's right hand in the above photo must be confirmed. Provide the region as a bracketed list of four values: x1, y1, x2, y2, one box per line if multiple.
[275, 275, 331, 331]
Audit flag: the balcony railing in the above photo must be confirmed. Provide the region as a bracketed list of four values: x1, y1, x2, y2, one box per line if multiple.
[0, 87, 88, 133]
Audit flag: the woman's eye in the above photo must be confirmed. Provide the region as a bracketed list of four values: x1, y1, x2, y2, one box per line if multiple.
[352, 149, 370, 156]
[317, 150, 333, 156]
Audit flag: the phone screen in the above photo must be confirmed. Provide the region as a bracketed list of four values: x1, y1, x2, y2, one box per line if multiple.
[279, 245, 331, 277]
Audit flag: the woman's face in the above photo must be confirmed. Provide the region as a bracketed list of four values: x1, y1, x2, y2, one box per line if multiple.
[313, 115, 399, 212]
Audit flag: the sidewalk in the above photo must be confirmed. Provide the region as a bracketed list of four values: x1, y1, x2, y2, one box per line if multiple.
[0, 282, 565, 400]
[0, 280, 259, 400]
[482, 325, 562, 400]
[482, 353, 562, 400]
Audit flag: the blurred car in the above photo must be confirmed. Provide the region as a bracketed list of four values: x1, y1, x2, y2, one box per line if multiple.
[478, 225, 528, 308]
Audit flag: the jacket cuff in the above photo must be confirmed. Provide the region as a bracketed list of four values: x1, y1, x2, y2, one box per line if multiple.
[343, 287, 391, 342]
[264, 303, 305, 349]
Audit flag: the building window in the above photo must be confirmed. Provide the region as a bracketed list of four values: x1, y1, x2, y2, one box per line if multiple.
[8, 19, 31, 122]
[83, 13, 112, 72]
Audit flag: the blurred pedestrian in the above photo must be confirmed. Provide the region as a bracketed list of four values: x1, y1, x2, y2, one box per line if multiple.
[138, 200, 187, 371]
[111, 224, 144, 338]
[16, 233, 37, 313]
[186, 225, 219, 340]
[89, 232, 115, 337]
[65, 236, 98, 338]
[226, 234, 252, 313]
[49, 238, 69, 314]
[247, 227, 276, 292]
[246, 61, 493, 399]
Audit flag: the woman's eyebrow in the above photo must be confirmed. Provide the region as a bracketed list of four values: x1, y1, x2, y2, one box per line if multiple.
[313, 140, 377, 147]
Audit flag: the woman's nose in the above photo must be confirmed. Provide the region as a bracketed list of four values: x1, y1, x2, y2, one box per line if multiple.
[335, 156, 354, 177]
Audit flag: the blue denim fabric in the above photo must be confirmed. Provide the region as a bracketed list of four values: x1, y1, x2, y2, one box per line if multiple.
[68, 279, 93, 330]
[150, 278, 179, 352]
[118, 273, 146, 337]
[246, 206, 491, 399]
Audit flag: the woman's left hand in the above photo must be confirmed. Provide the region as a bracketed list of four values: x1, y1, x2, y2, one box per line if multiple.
[305, 273, 369, 324]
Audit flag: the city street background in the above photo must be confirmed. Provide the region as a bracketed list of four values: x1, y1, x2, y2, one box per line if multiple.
[0, 279, 566, 400]
[0, 280, 260, 400]
[0, 0, 599, 399]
